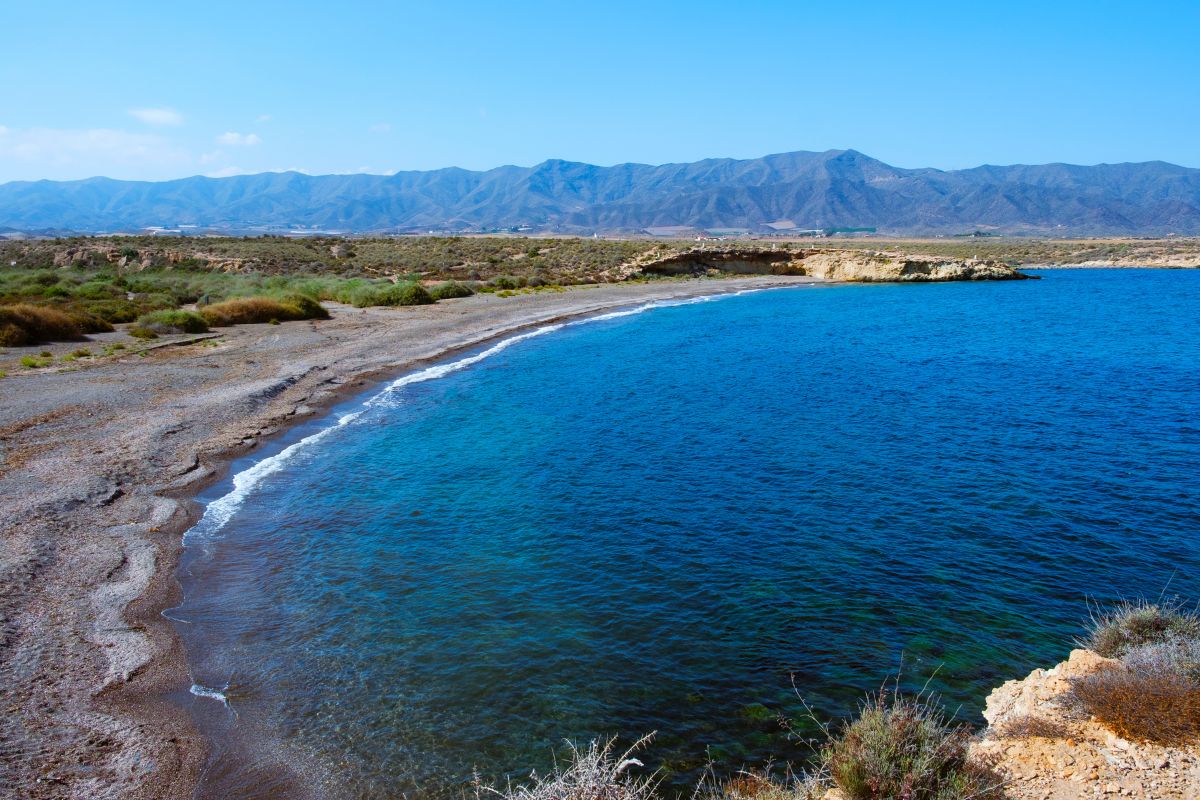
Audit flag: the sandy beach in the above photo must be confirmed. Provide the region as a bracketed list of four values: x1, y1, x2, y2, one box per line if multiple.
[0, 276, 817, 799]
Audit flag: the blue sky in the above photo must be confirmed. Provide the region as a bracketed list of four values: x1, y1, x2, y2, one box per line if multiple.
[2, 1, 1198, 181]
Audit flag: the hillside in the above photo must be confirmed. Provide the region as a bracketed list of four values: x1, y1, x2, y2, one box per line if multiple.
[2, 150, 1200, 235]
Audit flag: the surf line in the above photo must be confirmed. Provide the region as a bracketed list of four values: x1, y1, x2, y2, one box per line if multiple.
[184, 287, 781, 543]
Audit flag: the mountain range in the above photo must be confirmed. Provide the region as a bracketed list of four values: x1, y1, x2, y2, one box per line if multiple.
[2, 149, 1199, 236]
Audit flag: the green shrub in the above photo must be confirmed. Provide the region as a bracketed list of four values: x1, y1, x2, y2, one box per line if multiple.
[428, 280, 474, 300]
[0, 369, 6, 379]
[129, 326, 159, 340]
[823, 690, 1003, 800]
[349, 282, 434, 307]
[136, 309, 210, 334]
[489, 275, 524, 290]
[20, 355, 42, 368]
[1084, 597, 1200, 658]
[0, 304, 84, 346]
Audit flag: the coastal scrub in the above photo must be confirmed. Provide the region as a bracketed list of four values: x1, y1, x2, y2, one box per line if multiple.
[200, 294, 329, 326]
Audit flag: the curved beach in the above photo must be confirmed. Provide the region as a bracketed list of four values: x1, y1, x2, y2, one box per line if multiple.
[0, 276, 816, 799]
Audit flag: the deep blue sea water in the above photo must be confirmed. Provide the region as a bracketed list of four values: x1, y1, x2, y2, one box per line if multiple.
[173, 270, 1200, 799]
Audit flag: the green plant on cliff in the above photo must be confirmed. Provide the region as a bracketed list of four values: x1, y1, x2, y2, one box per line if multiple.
[820, 688, 1004, 800]
[476, 735, 659, 800]
[1083, 596, 1200, 658]
[1069, 594, 1200, 745]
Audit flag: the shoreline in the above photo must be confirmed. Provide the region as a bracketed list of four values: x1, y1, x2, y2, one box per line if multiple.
[0, 275, 818, 799]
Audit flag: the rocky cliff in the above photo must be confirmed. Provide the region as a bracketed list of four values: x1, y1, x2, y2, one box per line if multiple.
[972, 650, 1200, 799]
[636, 248, 1033, 282]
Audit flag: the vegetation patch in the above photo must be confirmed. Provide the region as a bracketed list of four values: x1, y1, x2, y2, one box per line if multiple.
[428, 280, 475, 300]
[348, 282, 434, 307]
[0, 304, 85, 346]
[1083, 597, 1200, 658]
[200, 294, 329, 326]
[993, 714, 1069, 740]
[475, 735, 658, 800]
[1071, 595, 1200, 745]
[1070, 665, 1200, 745]
[136, 309, 210, 334]
[822, 689, 1003, 800]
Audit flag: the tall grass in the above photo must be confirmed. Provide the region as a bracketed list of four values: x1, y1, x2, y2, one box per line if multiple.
[200, 294, 329, 326]
[476, 735, 659, 800]
[0, 304, 85, 345]
[136, 309, 209, 334]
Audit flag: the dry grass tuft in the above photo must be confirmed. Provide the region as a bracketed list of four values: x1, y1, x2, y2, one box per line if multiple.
[477, 735, 659, 800]
[0, 303, 84, 346]
[1070, 665, 1200, 745]
[200, 294, 329, 326]
[700, 768, 829, 800]
[993, 714, 1069, 740]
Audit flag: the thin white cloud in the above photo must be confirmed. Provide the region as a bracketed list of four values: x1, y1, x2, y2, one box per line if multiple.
[0, 126, 191, 180]
[256, 114, 272, 123]
[129, 107, 184, 126]
[207, 165, 249, 178]
[368, 123, 392, 134]
[216, 131, 262, 146]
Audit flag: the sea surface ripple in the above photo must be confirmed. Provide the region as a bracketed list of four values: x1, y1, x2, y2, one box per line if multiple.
[173, 270, 1200, 799]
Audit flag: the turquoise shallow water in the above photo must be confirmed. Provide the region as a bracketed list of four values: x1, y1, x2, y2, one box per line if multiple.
[174, 270, 1200, 798]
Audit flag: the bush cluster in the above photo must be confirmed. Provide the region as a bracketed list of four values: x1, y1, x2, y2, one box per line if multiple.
[0, 304, 85, 346]
[821, 691, 1003, 800]
[1071, 596, 1200, 744]
[200, 294, 330, 326]
[136, 309, 209, 334]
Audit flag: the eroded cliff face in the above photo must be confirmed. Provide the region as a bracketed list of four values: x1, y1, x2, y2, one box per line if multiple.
[972, 650, 1200, 799]
[635, 248, 1033, 282]
[793, 251, 1031, 282]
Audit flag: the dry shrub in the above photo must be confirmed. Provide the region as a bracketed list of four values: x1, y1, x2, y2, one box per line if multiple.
[0, 303, 84, 345]
[200, 294, 328, 327]
[823, 690, 1004, 800]
[477, 735, 658, 800]
[1070, 665, 1200, 745]
[994, 714, 1069, 740]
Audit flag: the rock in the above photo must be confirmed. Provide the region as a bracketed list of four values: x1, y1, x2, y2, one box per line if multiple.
[974, 649, 1200, 799]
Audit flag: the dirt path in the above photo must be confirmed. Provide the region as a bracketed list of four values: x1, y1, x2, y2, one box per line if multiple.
[0, 277, 817, 799]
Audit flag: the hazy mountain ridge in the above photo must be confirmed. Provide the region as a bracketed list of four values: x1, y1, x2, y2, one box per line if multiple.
[2, 149, 1199, 235]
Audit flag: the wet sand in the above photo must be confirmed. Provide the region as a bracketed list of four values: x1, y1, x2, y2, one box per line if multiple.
[0, 276, 816, 799]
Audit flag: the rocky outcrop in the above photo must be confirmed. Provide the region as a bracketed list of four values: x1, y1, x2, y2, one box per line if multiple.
[796, 250, 1032, 282]
[973, 650, 1200, 799]
[636, 248, 811, 277]
[636, 247, 1033, 282]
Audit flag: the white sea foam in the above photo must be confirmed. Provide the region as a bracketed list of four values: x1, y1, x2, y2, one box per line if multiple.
[184, 286, 777, 542]
[185, 409, 363, 542]
[190, 682, 230, 705]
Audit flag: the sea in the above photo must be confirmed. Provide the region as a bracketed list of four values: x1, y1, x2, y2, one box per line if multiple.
[169, 269, 1200, 798]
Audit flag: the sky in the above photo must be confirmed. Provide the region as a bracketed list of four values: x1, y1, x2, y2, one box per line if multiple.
[2, 0, 1199, 182]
